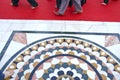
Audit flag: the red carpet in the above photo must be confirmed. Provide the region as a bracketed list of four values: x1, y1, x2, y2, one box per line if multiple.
[0, 0, 120, 21]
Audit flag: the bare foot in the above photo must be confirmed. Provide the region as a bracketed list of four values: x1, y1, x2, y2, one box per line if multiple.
[72, 10, 83, 14]
[54, 11, 64, 16]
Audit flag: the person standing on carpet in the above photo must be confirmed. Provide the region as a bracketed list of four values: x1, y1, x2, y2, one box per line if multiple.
[54, 0, 83, 15]
[81, 0, 86, 6]
[0, 70, 14, 80]
[101, 0, 118, 5]
[11, 0, 38, 9]
[56, 0, 73, 9]
[56, 0, 86, 9]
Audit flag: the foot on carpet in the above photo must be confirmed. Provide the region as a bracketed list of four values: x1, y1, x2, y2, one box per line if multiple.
[54, 11, 64, 16]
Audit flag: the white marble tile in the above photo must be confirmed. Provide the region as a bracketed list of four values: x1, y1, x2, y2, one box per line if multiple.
[86, 25, 109, 33]
[65, 21, 103, 26]
[65, 21, 120, 34]
[22, 24, 63, 31]
[4, 41, 26, 56]
[0, 32, 12, 42]
[105, 22, 120, 26]
[107, 26, 120, 34]
[0, 41, 26, 69]
[106, 44, 120, 59]
[0, 24, 11, 32]
[0, 19, 12, 24]
[0, 55, 12, 69]
[80, 35, 105, 46]
[65, 21, 105, 32]
[6, 21, 66, 31]
[0, 31, 13, 54]
[0, 42, 7, 53]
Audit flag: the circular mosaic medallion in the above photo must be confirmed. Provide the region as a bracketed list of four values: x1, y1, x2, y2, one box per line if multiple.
[2, 36, 120, 80]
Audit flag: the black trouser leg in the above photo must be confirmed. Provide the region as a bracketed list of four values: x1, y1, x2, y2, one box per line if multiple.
[56, 0, 61, 8]
[81, 0, 86, 6]
[27, 0, 38, 7]
[104, 0, 109, 4]
[11, 0, 19, 6]
[56, 0, 73, 8]
[69, 0, 73, 7]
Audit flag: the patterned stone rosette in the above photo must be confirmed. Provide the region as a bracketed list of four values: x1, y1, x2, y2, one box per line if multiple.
[3, 36, 120, 80]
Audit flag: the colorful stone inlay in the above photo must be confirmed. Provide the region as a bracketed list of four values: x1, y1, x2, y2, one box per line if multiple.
[2, 37, 120, 80]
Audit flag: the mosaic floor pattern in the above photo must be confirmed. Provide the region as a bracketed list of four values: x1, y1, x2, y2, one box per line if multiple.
[0, 31, 120, 80]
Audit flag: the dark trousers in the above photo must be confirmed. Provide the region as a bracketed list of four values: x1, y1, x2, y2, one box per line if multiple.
[12, 0, 19, 6]
[81, 0, 86, 6]
[56, 0, 86, 8]
[56, 0, 73, 8]
[103, 0, 109, 4]
[11, 0, 38, 7]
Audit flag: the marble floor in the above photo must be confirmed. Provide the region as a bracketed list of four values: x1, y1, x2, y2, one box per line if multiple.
[0, 19, 120, 80]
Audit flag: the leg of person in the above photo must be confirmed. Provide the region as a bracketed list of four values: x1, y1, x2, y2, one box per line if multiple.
[81, 0, 86, 6]
[69, 0, 73, 7]
[54, 0, 70, 15]
[56, 0, 61, 9]
[11, 0, 19, 6]
[56, 0, 72, 8]
[101, 0, 109, 5]
[72, 0, 82, 14]
[104, 0, 109, 4]
[27, 0, 38, 9]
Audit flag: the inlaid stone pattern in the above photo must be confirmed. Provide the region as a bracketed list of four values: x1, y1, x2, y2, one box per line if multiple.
[105, 35, 120, 47]
[3, 37, 120, 80]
